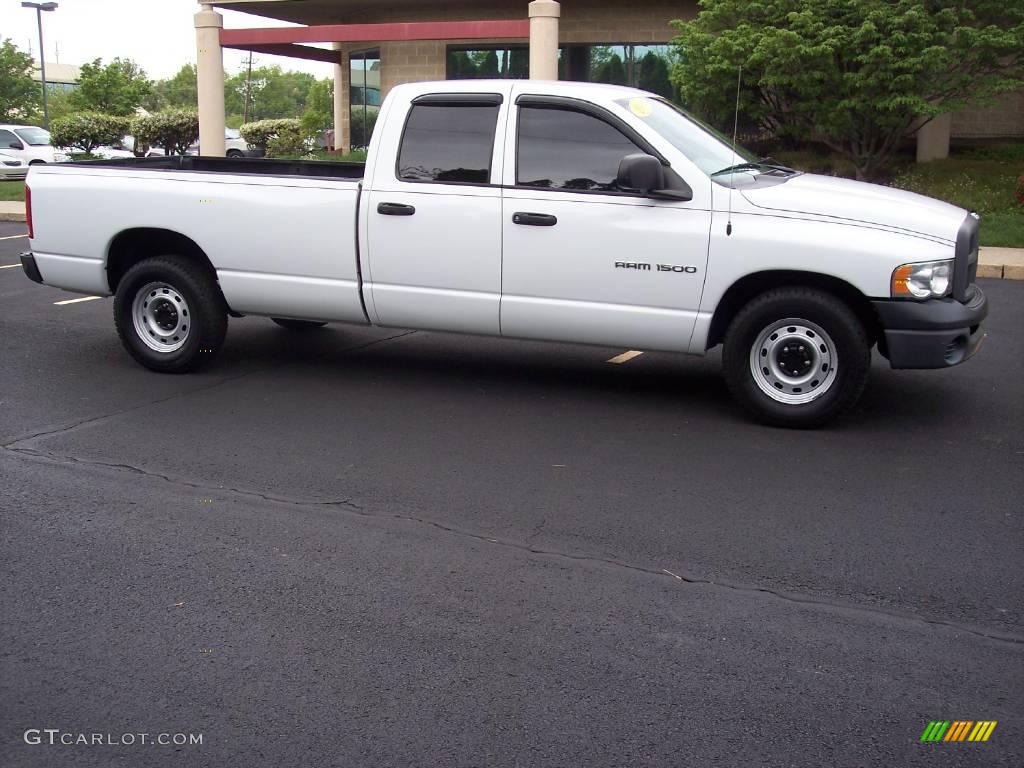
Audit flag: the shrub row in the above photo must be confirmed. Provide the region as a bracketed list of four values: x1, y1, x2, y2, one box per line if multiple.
[239, 118, 307, 158]
[51, 110, 199, 157]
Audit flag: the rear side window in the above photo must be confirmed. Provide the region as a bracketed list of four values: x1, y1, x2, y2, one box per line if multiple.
[517, 106, 640, 192]
[397, 104, 499, 184]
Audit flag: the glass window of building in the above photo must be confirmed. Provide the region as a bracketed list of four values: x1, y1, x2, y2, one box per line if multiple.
[447, 44, 675, 101]
[350, 49, 380, 149]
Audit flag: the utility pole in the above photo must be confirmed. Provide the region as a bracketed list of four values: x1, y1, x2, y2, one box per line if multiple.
[22, 2, 59, 130]
[243, 51, 254, 124]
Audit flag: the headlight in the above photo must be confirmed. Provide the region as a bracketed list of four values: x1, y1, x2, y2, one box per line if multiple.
[891, 259, 953, 299]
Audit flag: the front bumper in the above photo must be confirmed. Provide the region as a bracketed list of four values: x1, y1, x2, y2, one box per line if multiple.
[873, 285, 988, 369]
[20, 251, 43, 284]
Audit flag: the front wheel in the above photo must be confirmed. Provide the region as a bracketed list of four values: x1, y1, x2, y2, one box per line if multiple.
[723, 288, 871, 428]
[114, 255, 228, 373]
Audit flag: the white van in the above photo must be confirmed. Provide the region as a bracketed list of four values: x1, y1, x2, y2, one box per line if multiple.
[0, 125, 69, 165]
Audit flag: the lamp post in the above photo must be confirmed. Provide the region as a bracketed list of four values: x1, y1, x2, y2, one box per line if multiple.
[22, 2, 59, 129]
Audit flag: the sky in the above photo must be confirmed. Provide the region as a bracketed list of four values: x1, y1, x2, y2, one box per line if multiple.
[3, 0, 333, 79]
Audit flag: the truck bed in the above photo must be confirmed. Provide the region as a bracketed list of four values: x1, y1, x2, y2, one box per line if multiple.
[68, 155, 366, 181]
[28, 155, 369, 326]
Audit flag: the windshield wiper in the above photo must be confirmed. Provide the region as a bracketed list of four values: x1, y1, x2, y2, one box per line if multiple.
[711, 159, 796, 177]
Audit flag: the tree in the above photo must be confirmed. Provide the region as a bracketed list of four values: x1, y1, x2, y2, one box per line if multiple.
[671, 0, 1024, 180]
[0, 39, 40, 123]
[71, 58, 152, 116]
[50, 113, 130, 155]
[594, 53, 627, 85]
[478, 50, 500, 79]
[146, 64, 198, 112]
[132, 110, 199, 156]
[226, 66, 315, 122]
[638, 51, 673, 99]
[448, 51, 477, 79]
[300, 77, 333, 138]
[508, 49, 529, 79]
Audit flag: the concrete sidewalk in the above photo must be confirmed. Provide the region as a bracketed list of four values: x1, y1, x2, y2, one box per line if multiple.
[2, 200, 1022, 279]
[0, 201, 25, 222]
[978, 247, 1024, 280]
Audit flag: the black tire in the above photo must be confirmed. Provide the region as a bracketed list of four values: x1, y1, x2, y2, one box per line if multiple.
[226, 149, 244, 158]
[723, 287, 871, 428]
[113, 255, 228, 373]
[271, 318, 327, 330]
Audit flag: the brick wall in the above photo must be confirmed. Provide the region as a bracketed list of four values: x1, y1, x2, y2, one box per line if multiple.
[378, 41, 448, 95]
[951, 90, 1024, 139]
[348, 1, 698, 97]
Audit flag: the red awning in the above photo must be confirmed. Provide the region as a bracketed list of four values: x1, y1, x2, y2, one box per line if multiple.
[221, 19, 530, 61]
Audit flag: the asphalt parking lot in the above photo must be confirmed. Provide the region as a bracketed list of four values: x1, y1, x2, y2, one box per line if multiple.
[1, 218, 1022, 766]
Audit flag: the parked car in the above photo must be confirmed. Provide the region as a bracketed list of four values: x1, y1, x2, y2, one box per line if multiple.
[0, 124, 69, 164]
[188, 128, 251, 158]
[0, 151, 28, 179]
[95, 136, 166, 159]
[20, 80, 988, 427]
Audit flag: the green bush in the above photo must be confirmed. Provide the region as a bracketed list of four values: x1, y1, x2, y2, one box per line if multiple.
[239, 118, 306, 155]
[50, 112, 130, 155]
[131, 109, 199, 156]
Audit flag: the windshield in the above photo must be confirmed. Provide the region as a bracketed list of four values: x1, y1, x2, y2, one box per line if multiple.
[225, 128, 241, 140]
[614, 97, 756, 176]
[14, 127, 51, 146]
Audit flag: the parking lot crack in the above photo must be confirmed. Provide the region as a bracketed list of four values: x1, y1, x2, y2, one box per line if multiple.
[4, 443, 1022, 650]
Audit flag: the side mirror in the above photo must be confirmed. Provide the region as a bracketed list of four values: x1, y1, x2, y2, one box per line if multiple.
[616, 153, 693, 201]
[6, 141, 22, 150]
[617, 153, 664, 194]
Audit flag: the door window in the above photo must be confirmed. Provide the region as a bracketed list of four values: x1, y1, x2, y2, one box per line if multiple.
[0, 130, 23, 150]
[516, 106, 641, 192]
[397, 103, 499, 185]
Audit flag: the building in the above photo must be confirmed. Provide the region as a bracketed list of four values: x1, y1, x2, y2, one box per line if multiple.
[195, 1, 1022, 159]
[31, 60, 81, 92]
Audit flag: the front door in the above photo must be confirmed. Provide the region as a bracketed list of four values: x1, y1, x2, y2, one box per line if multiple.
[500, 100, 711, 352]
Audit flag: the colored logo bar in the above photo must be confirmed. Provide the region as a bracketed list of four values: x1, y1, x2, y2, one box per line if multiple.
[920, 721, 997, 742]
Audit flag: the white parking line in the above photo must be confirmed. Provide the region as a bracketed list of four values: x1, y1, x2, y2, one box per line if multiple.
[54, 296, 102, 306]
[0, 263, 22, 269]
[0, 234, 28, 241]
[606, 350, 644, 364]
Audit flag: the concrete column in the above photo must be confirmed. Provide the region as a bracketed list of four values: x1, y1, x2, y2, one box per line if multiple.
[916, 112, 951, 163]
[333, 43, 351, 155]
[528, 1, 560, 80]
[195, 3, 226, 157]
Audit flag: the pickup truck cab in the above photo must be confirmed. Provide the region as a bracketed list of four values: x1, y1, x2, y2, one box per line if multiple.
[20, 80, 988, 427]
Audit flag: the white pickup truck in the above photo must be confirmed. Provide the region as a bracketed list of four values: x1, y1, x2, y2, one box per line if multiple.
[21, 80, 987, 427]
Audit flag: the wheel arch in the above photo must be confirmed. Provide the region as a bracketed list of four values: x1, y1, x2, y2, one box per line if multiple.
[706, 270, 881, 351]
[106, 228, 217, 295]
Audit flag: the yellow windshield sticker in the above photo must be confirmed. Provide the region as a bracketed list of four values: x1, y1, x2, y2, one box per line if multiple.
[629, 98, 653, 118]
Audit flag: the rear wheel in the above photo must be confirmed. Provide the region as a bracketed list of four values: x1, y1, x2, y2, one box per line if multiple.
[271, 318, 327, 330]
[226, 149, 244, 158]
[723, 287, 870, 428]
[114, 255, 227, 373]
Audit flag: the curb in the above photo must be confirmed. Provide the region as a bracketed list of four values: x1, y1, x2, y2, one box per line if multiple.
[0, 211, 27, 222]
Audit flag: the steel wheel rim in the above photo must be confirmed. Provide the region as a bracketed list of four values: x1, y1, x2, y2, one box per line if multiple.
[749, 318, 838, 405]
[132, 282, 190, 353]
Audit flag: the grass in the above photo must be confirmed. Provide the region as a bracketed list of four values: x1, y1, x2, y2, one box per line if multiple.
[0, 180, 25, 202]
[775, 144, 1024, 247]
